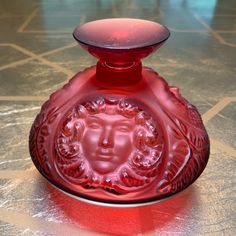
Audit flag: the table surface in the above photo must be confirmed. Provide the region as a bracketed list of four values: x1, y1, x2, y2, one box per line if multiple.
[0, 0, 235, 235]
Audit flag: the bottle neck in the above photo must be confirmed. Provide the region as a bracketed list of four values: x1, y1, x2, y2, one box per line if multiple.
[96, 60, 142, 86]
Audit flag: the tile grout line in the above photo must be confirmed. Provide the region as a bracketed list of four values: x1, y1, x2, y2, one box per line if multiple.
[168, 28, 208, 33]
[17, 30, 74, 34]
[19, 13, 86, 33]
[193, 13, 226, 44]
[79, 14, 86, 26]
[17, 8, 38, 33]
[0, 96, 47, 101]
[39, 42, 77, 57]
[9, 43, 74, 77]
[202, 97, 233, 124]
[0, 57, 32, 71]
[111, 0, 118, 17]
[0, 42, 77, 72]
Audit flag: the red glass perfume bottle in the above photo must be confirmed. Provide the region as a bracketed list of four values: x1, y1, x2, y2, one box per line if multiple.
[29, 18, 210, 206]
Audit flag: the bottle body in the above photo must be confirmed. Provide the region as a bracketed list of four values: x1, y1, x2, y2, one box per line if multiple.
[29, 66, 209, 205]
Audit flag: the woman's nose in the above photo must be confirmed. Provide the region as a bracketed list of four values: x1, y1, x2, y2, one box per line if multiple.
[99, 126, 114, 148]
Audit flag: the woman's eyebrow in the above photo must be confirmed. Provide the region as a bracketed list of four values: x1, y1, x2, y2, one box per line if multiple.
[116, 120, 133, 126]
[86, 116, 102, 122]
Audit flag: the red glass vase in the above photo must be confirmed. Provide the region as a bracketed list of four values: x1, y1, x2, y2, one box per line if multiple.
[29, 18, 210, 206]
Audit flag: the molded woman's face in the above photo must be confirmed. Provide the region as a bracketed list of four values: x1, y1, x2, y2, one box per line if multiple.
[81, 113, 135, 174]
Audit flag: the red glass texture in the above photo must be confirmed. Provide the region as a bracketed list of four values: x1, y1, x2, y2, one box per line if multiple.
[73, 18, 169, 62]
[29, 18, 210, 206]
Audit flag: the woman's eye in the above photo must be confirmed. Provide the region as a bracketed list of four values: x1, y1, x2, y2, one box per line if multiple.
[88, 123, 101, 129]
[118, 125, 130, 132]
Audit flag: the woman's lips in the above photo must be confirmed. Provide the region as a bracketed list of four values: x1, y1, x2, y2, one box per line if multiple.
[96, 149, 114, 160]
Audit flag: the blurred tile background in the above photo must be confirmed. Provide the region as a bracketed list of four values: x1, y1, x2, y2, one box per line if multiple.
[0, 0, 235, 235]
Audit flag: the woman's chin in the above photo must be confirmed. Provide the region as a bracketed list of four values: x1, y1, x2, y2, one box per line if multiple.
[91, 160, 117, 175]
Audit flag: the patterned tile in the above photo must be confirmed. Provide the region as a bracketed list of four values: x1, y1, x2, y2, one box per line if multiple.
[0, 60, 67, 96]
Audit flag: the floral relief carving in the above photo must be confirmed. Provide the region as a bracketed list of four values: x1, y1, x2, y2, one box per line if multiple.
[29, 107, 59, 177]
[157, 86, 210, 194]
[29, 86, 209, 199]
